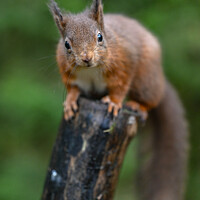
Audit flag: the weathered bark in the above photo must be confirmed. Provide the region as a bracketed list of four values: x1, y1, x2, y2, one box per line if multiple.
[42, 97, 138, 200]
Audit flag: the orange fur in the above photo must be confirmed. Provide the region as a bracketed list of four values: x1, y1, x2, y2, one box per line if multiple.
[49, 0, 166, 120]
[49, 1, 188, 199]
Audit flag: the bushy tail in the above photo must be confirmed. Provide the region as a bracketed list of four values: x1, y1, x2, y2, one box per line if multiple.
[138, 81, 189, 200]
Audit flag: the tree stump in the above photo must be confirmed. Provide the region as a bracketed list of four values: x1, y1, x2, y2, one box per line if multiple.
[42, 97, 139, 200]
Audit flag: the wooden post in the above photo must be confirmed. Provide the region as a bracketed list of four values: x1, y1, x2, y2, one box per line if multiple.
[41, 98, 138, 200]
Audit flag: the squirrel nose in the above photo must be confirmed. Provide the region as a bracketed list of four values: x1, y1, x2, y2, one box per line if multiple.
[81, 52, 93, 63]
[82, 57, 92, 63]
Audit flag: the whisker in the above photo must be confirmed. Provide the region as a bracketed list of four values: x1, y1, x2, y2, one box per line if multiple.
[38, 60, 57, 72]
[36, 53, 67, 61]
[99, 60, 113, 73]
[59, 60, 77, 76]
[36, 55, 56, 61]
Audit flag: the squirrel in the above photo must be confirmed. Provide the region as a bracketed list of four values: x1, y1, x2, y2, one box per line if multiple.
[49, 0, 188, 200]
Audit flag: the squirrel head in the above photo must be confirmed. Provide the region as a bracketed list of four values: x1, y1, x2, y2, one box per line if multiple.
[49, 0, 107, 68]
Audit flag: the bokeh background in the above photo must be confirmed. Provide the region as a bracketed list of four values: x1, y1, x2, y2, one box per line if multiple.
[0, 0, 199, 199]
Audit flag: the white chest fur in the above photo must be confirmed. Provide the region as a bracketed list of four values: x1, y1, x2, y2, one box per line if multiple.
[72, 67, 107, 95]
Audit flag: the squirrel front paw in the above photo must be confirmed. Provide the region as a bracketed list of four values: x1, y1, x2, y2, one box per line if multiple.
[63, 99, 78, 120]
[101, 96, 122, 117]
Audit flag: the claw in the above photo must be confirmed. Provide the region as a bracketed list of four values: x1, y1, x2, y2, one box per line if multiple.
[101, 96, 122, 117]
[72, 101, 78, 111]
[63, 100, 78, 121]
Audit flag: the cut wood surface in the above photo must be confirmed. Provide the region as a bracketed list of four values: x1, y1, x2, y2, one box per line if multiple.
[42, 97, 139, 200]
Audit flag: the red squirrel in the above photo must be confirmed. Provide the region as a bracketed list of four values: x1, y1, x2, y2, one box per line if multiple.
[49, 0, 188, 199]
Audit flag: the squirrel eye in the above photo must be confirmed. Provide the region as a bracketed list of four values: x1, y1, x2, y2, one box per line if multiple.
[65, 41, 71, 50]
[97, 33, 103, 42]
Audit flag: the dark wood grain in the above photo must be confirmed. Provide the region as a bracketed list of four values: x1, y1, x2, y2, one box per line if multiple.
[41, 98, 138, 200]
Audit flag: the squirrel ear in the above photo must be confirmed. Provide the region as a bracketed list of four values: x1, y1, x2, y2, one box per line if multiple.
[48, 0, 67, 36]
[89, 0, 104, 31]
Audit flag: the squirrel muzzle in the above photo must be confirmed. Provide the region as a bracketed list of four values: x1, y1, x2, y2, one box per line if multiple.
[80, 51, 94, 67]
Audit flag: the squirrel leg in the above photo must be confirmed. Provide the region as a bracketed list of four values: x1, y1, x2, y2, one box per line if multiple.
[63, 86, 80, 120]
[126, 101, 148, 121]
[102, 66, 132, 117]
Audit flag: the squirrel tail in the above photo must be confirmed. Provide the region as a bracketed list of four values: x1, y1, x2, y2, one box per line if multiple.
[137, 81, 189, 200]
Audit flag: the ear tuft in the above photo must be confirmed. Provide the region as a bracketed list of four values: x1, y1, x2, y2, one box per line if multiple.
[48, 0, 66, 36]
[89, 0, 104, 31]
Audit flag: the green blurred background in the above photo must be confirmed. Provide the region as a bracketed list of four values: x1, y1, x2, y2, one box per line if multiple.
[0, 0, 199, 199]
